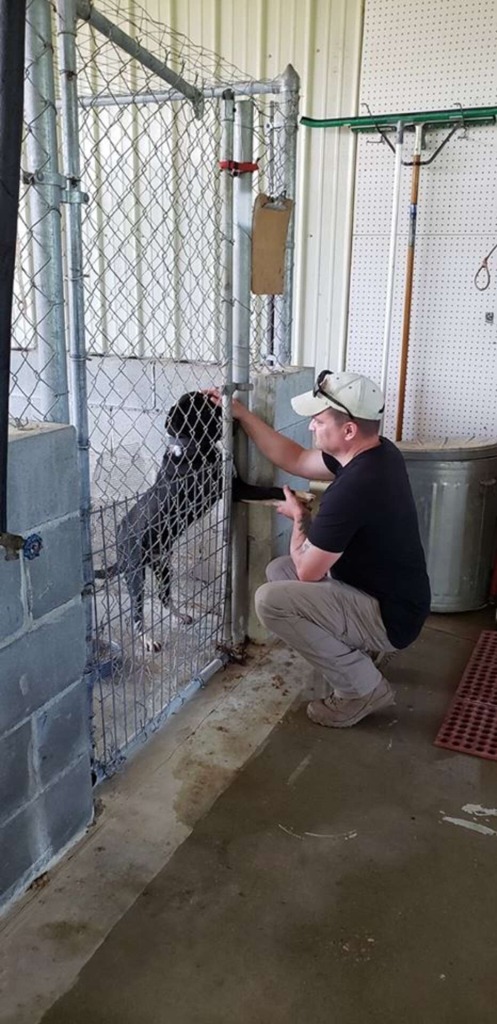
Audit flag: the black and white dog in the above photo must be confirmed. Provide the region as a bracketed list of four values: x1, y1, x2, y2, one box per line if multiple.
[95, 391, 287, 646]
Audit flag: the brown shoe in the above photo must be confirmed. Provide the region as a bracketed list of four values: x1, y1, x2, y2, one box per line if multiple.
[306, 677, 395, 728]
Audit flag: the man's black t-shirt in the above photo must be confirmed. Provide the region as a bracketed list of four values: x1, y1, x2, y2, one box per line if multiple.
[308, 438, 431, 649]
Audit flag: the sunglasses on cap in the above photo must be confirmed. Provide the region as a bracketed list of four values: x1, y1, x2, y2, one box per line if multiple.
[313, 370, 356, 421]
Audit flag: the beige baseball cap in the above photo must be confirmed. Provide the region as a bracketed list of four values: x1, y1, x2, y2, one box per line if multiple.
[291, 370, 385, 421]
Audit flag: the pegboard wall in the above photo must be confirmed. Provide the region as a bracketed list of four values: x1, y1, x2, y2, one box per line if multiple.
[346, 0, 497, 440]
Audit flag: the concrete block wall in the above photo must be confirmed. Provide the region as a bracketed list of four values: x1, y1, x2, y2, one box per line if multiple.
[0, 424, 92, 914]
[246, 367, 315, 640]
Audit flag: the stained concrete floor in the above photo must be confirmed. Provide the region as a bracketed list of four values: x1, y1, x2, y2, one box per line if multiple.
[33, 608, 497, 1024]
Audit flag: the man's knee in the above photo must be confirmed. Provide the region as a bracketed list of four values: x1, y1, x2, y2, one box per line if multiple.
[255, 581, 289, 625]
[265, 555, 296, 582]
[254, 582, 273, 624]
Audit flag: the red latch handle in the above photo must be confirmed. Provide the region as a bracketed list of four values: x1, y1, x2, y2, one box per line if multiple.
[218, 160, 259, 177]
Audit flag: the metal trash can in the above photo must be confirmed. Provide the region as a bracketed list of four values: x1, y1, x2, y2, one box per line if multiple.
[400, 439, 497, 612]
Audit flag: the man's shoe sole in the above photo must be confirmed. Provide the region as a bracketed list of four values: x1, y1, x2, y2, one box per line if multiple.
[306, 687, 395, 728]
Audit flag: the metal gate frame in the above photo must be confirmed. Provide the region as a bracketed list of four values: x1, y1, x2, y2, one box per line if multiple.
[21, 0, 299, 775]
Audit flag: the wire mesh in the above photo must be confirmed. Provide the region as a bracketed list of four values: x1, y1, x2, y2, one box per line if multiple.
[91, 458, 229, 773]
[10, 0, 299, 776]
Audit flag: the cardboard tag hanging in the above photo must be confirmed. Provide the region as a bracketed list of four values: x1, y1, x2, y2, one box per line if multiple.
[251, 193, 294, 295]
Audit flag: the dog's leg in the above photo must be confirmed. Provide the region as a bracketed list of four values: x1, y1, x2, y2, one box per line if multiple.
[123, 560, 161, 654]
[232, 477, 315, 508]
[155, 561, 193, 628]
[232, 478, 285, 503]
[123, 562, 145, 633]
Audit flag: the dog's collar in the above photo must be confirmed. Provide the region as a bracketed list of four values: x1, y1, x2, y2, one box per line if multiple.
[164, 432, 201, 461]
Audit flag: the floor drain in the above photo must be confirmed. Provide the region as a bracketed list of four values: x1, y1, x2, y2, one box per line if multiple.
[434, 629, 497, 761]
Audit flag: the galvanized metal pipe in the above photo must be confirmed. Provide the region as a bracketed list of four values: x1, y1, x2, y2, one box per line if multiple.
[24, 0, 69, 423]
[75, 78, 285, 109]
[56, 0, 95, 697]
[220, 91, 235, 645]
[274, 64, 299, 366]
[75, 0, 204, 117]
[0, 0, 26, 535]
[381, 121, 404, 399]
[231, 100, 253, 645]
[264, 100, 276, 363]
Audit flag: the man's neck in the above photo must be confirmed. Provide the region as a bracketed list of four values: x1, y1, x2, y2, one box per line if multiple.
[335, 435, 381, 467]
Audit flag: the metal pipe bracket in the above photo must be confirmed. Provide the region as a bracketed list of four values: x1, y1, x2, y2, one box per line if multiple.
[0, 532, 25, 561]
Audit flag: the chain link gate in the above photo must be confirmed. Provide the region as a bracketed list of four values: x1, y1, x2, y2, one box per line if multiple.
[10, 0, 299, 778]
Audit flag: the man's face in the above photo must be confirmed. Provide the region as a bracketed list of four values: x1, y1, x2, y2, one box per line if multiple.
[309, 408, 347, 453]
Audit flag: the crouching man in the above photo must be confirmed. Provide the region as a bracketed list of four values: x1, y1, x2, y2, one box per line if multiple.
[235, 370, 430, 728]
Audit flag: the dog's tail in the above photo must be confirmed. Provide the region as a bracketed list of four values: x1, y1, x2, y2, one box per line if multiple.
[94, 563, 120, 581]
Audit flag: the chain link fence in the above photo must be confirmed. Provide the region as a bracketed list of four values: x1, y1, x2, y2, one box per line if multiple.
[10, 0, 299, 777]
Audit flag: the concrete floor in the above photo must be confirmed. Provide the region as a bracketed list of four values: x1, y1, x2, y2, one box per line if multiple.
[3, 609, 497, 1023]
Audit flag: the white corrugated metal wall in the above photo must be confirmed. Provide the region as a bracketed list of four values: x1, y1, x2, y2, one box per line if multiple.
[110, 0, 365, 372]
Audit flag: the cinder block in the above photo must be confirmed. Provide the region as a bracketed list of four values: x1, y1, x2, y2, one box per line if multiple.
[87, 356, 155, 411]
[7, 393, 37, 423]
[153, 361, 217, 411]
[247, 505, 274, 641]
[0, 602, 86, 738]
[7, 424, 79, 533]
[0, 803, 40, 906]
[34, 682, 90, 788]
[0, 557, 24, 642]
[9, 351, 39, 412]
[42, 754, 93, 856]
[249, 366, 315, 431]
[27, 515, 83, 620]
[245, 367, 315, 641]
[248, 367, 315, 484]
[271, 367, 315, 431]
[106, 408, 165, 467]
[0, 721, 34, 827]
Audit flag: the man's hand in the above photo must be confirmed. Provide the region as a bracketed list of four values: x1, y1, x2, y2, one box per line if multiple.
[204, 387, 247, 422]
[277, 485, 342, 581]
[275, 485, 308, 521]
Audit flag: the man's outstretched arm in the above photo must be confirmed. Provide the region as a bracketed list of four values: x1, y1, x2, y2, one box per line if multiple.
[206, 389, 333, 482]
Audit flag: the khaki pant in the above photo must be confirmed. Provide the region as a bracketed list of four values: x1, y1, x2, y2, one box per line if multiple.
[255, 556, 397, 698]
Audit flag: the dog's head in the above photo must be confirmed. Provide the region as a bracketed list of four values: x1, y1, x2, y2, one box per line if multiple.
[164, 391, 222, 463]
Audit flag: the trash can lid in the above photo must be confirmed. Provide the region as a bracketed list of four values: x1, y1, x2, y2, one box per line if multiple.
[398, 438, 497, 461]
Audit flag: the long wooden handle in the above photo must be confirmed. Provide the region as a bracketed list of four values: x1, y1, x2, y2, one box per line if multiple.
[396, 153, 421, 442]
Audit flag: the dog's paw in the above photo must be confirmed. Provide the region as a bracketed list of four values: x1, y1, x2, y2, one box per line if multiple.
[145, 634, 162, 651]
[135, 628, 163, 653]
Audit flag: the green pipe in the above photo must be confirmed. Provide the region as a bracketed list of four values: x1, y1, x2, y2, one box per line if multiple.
[301, 105, 497, 131]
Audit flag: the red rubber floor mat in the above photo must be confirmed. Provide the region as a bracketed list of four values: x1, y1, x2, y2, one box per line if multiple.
[434, 629, 497, 761]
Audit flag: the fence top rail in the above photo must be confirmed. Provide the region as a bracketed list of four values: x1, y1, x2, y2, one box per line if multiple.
[76, 0, 204, 116]
[75, 77, 287, 109]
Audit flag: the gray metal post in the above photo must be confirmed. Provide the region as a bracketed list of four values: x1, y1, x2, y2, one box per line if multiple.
[0, 0, 26, 539]
[264, 100, 276, 364]
[273, 64, 299, 366]
[24, 0, 69, 422]
[56, 0, 94, 702]
[220, 91, 235, 644]
[231, 100, 253, 645]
